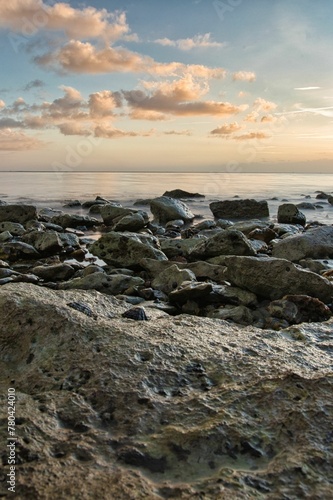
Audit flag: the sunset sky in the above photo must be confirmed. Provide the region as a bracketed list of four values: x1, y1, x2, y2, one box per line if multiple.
[0, 0, 332, 172]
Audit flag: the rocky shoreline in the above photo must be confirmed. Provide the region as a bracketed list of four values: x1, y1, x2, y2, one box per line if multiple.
[0, 190, 333, 499]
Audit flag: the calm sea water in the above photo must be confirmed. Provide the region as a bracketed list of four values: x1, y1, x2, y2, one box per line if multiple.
[0, 171, 332, 224]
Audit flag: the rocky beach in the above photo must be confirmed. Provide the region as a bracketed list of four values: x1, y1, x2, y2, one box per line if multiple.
[1, 190, 333, 499]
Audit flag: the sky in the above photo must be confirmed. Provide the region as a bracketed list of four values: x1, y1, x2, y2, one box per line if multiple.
[0, 0, 332, 172]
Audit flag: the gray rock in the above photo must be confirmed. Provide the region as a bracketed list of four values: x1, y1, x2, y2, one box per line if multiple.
[192, 220, 216, 231]
[22, 231, 63, 254]
[113, 212, 148, 232]
[140, 258, 226, 284]
[90, 231, 167, 268]
[273, 223, 303, 237]
[163, 189, 205, 199]
[75, 265, 106, 277]
[169, 281, 213, 304]
[296, 202, 316, 210]
[0, 241, 39, 259]
[0, 204, 37, 224]
[160, 238, 201, 259]
[209, 284, 258, 307]
[277, 203, 306, 226]
[152, 265, 196, 294]
[38, 207, 63, 221]
[150, 196, 194, 223]
[224, 255, 333, 303]
[315, 191, 329, 199]
[51, 214, 98, 229]
[0, 221, 25, 236]
[0, 231, 12, 242]
[59, 272, 144, 295]
[58, 232, 80, 249]
[210, 199, 269, 219]
[32, 263, 76, 281]
[232, 220, 270, 236]
[272, 226, 333, 262]
[208, 305, 253, 325]
[100, 205, 135, 226]
[189, 229, 255, 260]
[216, 219, 234, 229]
[328, 196, 333, 206]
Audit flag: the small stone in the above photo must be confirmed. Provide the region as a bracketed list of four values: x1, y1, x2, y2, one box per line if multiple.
[122, 307, 148, 321]
[277, 203, 306, 226]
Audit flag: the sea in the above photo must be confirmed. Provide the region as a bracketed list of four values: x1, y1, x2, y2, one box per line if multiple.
[0, 171, 332, 224]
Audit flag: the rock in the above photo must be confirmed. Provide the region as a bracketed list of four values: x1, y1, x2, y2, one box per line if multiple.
[192, 220, 216, 231]
[166, 219, 185, 229]
[277, 203, 306, 226]
[63, 200, 81, 207]
[38, 207, 63, 221]
[0, 241, 39, 259]
[296, 202, 316, 210]
[152, 265, 196, 294]
[163, 189, 205, 199]
[90, 232, 167, 268]
[267, 299, 299, 323]
[0, 204, 37, 224]
[113, 212, 148, 232]
[82, 198, 112, 208]
[232, 220, 269, 236]
[208, 305, 253, 325]
[58, 232, 80, 249]
[51, 214, 98, 229]
[0, 231, 12, 242]
[140, 258, 226, 284]
[189, 229, 255, 260]
[273, 224, 303, 237]
[248, 227, 277, 243]
[22, 231, 63, 254]
[100, 205, 135, 226]
[160, 238, 200, 259]
[32, 263, 76, 281]
[210, 199, 269, 219]
[59, 272, 144, 295]
[122, 307, 148, 321]
[75, 265, 106, 277]
[0, 260, 9, 268]
[0, 282, 333, 498]
[283, 295, 332, 323]
[150, 196, 194, 223]
[169, 281, 213, 304]
[315, 191, 329, 199]
[0, 221, 25, 236]
[328, 196, 333, 206]
[216, 219, 234, 229]
[272, 226, 333, 262]
[209, 284, 258, 307]
[224, 256, 333, 303]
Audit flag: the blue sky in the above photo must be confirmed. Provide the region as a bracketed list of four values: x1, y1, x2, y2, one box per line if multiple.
[0, 0, 332, 171]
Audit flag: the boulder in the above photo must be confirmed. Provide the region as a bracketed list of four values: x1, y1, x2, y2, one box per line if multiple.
[208, 305, 253, 325]
[268, 295, 331, 324]
[160, 238, 201, 259]
[150, 196, 194, 223]
[32, 263, 76, 281]
[59, 272, 144, 295]
[0, 282, 333, 498]
[272, 226, 333, 262]
[328, 196, 333, 206]
[51, 214, 98, 229]
[0, 221, 25, 236]
[152, 265, 196, 294]
[0, 204, 37, 224]
[224, 256, 333, 303]
[189, 229, 255, 260]
[277, 203, 306, 226]
[140, 258, 226, 284]
[210, 199, 269, 219]
[0, 241, 39, 259]
[22, 231, 63, 254]
[169, 281, 213, 304]
[100, 205, 135, 226]
[90, 232, 168, 268]
[163, 189, 205, 199]
[113, 212, 148, 232]
[0, 231, 12, 242]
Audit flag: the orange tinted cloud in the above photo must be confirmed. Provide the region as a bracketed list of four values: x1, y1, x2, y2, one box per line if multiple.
[233, 71, 256, 82]
[233, 132, 272, 141]
[211, 122, 244, 135]
[0, 128, 44, 150]
[253, 98, 277, 112]
[155, 33, 224, 50]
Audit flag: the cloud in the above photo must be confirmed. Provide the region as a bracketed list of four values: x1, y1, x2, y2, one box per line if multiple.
[0, 129, 44, 151]
[232, 71, 256, 82]
[210, 122, 244, 135]
[261, 114, 277, 123]
[244, 111, 259, 122]
[58, 122, 91, 136]
[94, 125, 153, 138]
[294, 87, 321, 90]
[22, 79, 45, 91]
[88, 90, 122, 118]
[0, 1, 133, 41]
[0, 117, 24, 128]
[233, 132, 272, 141]
[154, 33, 224, 50]
[253, 98, 277, 112]
[0, 100, 5, 109]
[129, 109, 168, 121]
[164, 130, 192, 136]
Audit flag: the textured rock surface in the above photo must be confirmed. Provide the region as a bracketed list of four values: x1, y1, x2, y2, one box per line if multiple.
[90, 231, 168, 268]
[272, 226, 333, 261]
[163, 189, 205, 199]
[224, 256, 333, 302]
[150, 196, 194, 223]
[100, 205, 136, 226]
[0, 204, 37, 224]
[59, 272, 144, 295]
[210, 199, 269, 219]
[277, 203, 306, 226]
[189, 229, 255, 260]
[0, 283, 332, 499]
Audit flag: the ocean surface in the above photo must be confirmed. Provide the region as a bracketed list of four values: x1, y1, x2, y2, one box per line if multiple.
[0, 171, 333, 224]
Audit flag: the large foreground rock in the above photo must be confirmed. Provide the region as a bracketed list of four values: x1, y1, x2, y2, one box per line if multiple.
[224, 255, 333, 302]
[0, 282, 332, 499]
[0, 204, 37, 224]
[90, 231, 167, 268]
[210, 199, 269, 219]
[272, 226, 333, 261]
[189, 229, 255, 260]
[150, 196, 194, 223]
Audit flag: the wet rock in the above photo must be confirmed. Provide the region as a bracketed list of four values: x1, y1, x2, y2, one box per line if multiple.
[122, 307, 149, 321]
[58, 232, 80, 249]
[163, 189, 205, 199]
[189, 229, 255, 260]
[216, 219, 234, 229]
[38, 207, 63, 221]
[208, 305, 253, 325]
[192, 220, 216, 231]
[22, 231, 63, 255]
[152, 264, 196, 294]
[90, 231, 167, 268]
[210, 199, 269, 219]
[113, 212, 148, 232]
[210, 284, 258, 307]
[160, 238, 200, 259]
[0, 231, 12, 242]
[169, 281, 213, 304]
[224, 255, 333, 302]
[82, 197, 112, 208]
[0, 241, 39, 259]
[165, 219, 185, 229]
[232, 220, 269, 236]
[150, 196, 194, 223]
[75, 265, 106, 278]
[272, 226, 333, 262]
[273, 223, 303, 237]
[59, 272, 144, 295]
[328, 195, 333, 206]
[140, 258, 226, 284]
[63, 200, 81, 208]
[277, 203, 306, 226]
[32, 263, 75, 281]
[0, 221, 25, 236]
[0, 259, 9, 268]
[51, 214, 98, 229]
[296, 202, 316, 210]
[315, 191, 329, 199]
[0, 204, 37, 224]
[100, 204, 135, 226]
[248, 227, 277, 243]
